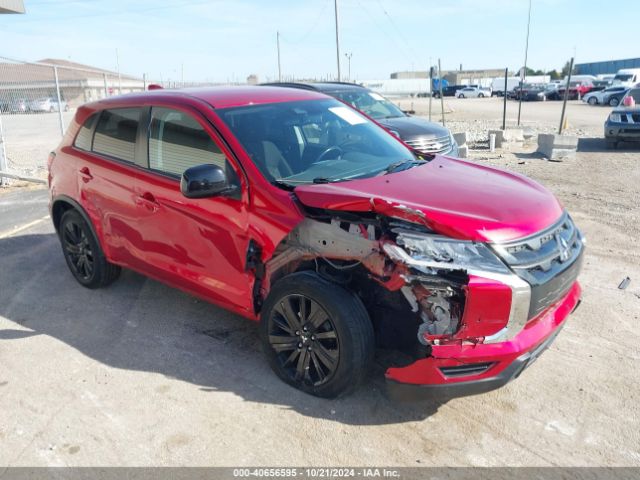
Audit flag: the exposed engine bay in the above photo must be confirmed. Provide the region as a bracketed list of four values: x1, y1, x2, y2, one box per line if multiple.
[262, 208, 472, 363]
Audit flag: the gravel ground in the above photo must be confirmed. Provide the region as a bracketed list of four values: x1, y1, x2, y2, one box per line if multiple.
[0, 97, 639, 468]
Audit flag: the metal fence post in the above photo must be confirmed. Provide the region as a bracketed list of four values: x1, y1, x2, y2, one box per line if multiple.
[559, 57, 574, 135]
[428, 66, 433, 122]
[103, 73, 108, 98]
[53, 66, 65, 136]
[438, 58, 445, 127]
[502, 67, 508, 130]
[0, 111, 8, 186]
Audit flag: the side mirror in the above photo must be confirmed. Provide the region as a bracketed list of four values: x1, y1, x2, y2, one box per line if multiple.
[180, 164, 235, 199]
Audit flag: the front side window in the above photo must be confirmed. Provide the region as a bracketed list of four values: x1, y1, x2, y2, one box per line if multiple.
[93, 108, 140, 162]
[217, 98, 416, 186]
[148, 107, 233, 179]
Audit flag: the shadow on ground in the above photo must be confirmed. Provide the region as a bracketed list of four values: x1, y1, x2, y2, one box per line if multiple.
[0, 233, 444, 425]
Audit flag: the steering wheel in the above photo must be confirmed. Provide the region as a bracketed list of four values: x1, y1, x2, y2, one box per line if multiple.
[316, 146, 343, 163]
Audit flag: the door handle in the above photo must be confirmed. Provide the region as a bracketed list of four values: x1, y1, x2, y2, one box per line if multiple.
[79, 167, 93, 182]
[136, 192, 161, 212]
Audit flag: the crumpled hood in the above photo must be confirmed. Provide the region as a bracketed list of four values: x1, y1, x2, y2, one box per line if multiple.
[294, 156, 563, 243]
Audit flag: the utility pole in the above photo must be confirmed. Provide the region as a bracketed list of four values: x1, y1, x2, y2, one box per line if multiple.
[517, 0, 532, 126]
[344, 53, 352, 81]
[277, 31, 282, 82]
[115, 48, 122, 95]
[181, 63, 184, 87]
[334, 0, 341, 81]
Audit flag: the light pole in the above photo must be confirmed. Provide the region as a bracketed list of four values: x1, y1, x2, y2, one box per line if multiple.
[344, 53, 352, 81]
[517, 0, 532, 126]
[277, 31, 282, 82]
[334, 0, 341, 81]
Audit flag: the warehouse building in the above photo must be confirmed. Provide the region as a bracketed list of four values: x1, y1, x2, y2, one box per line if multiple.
[390, 68, 511, 87]
[576, 58, 640, 76]
[0, 0, 24, 13]
[0, 59, 145, 107]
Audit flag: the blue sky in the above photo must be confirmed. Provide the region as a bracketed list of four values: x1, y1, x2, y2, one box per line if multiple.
[1, 0, 638, 82]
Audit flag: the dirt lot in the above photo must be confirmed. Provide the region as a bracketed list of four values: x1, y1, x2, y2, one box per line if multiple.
[0, 98, 639, 467]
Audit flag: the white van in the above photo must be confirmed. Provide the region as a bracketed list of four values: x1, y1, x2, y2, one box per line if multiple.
[490, 77, 520, 96]
[612, 69, 640, 87]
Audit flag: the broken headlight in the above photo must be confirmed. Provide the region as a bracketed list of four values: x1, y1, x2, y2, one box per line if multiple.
[395, 233, 510, 274]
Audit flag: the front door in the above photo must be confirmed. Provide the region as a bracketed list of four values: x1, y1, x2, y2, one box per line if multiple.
[133, 105, 254, 316]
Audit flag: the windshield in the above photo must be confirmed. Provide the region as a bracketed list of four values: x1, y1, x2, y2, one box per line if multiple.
[217, 98, 417, 186]
[330, 90, 405, 120]
[614, 74, 633, 82]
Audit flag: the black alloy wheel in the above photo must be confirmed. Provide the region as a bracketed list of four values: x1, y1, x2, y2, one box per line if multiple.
[59, 209, 121, 288]
[62, 217, 94, 282]
[261, 271, 374, 398]
[267, 294, 340, 387]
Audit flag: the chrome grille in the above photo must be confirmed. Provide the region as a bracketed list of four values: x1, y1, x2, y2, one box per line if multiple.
[493, 213, 584, 318]
[403, 134, 452, 154]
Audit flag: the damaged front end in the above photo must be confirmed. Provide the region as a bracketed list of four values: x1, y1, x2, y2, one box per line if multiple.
[261, 203, 583, 399]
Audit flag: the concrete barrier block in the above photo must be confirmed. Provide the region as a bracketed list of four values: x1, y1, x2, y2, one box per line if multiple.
[503, 128, 524, 143]
[453, 132, 467, 146]
[457, 145, 468, 158]
[537, 133, 578, 161]
[488, 129, 505, 148]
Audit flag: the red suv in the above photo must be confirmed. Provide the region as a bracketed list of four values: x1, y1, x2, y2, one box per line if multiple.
[48, 87, 584, 399]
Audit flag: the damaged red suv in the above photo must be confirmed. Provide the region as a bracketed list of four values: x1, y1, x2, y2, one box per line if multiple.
[48, 87, 584, 399]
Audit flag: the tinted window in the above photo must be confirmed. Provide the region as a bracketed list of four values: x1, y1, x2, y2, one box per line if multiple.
[148, 107, 230, 178]
[93, 108, 140, 162]
[74, 113, 98, 151]
[330, 90, 405, 120]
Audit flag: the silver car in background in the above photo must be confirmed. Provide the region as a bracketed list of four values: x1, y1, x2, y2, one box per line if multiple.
[28, 97, 69, 113]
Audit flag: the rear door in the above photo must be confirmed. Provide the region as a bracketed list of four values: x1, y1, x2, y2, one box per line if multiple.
[74, 107, 147, 269]
[132, 104, 254, 315]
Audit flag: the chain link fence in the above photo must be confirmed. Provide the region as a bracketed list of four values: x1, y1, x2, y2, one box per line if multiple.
[0, 56, 147, 185]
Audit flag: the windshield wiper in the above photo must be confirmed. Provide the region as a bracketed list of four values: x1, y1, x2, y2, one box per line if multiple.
[271, 180, 295, 190]
[312, 177, 338, 184]
[384, 159, 425, 175]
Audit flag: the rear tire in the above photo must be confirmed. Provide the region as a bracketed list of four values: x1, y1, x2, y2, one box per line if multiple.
[609, 98, 619, 107]
[59, 209, 121, 289]
[458, 94, 465, 98]
[478, 93, 484, 98]
[261, 271, 374, 398]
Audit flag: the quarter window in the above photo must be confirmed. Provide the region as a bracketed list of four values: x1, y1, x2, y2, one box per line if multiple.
[74, 113, 98, 151]
[149, 107, 230, 178]
[93, 108, 140, 162]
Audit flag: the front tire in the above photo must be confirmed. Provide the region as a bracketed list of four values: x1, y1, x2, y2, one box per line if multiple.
[59, 209, 121, 289]
[261, 271, 374, 398]
[478, 93, 484, 98]
[588, 97, 597, 105]
[458, 94, 465, 98]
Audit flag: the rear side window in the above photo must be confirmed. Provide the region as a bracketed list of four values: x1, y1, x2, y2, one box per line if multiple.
[93, 108, 140, 162]
[73, 113, 97, 151]
[148, 107, 229, 177]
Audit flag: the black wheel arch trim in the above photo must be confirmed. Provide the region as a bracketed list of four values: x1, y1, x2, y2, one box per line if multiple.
[51, 195, 101, 244]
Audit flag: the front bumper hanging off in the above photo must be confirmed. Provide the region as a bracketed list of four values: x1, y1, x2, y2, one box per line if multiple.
[385, 281, 582, 401]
